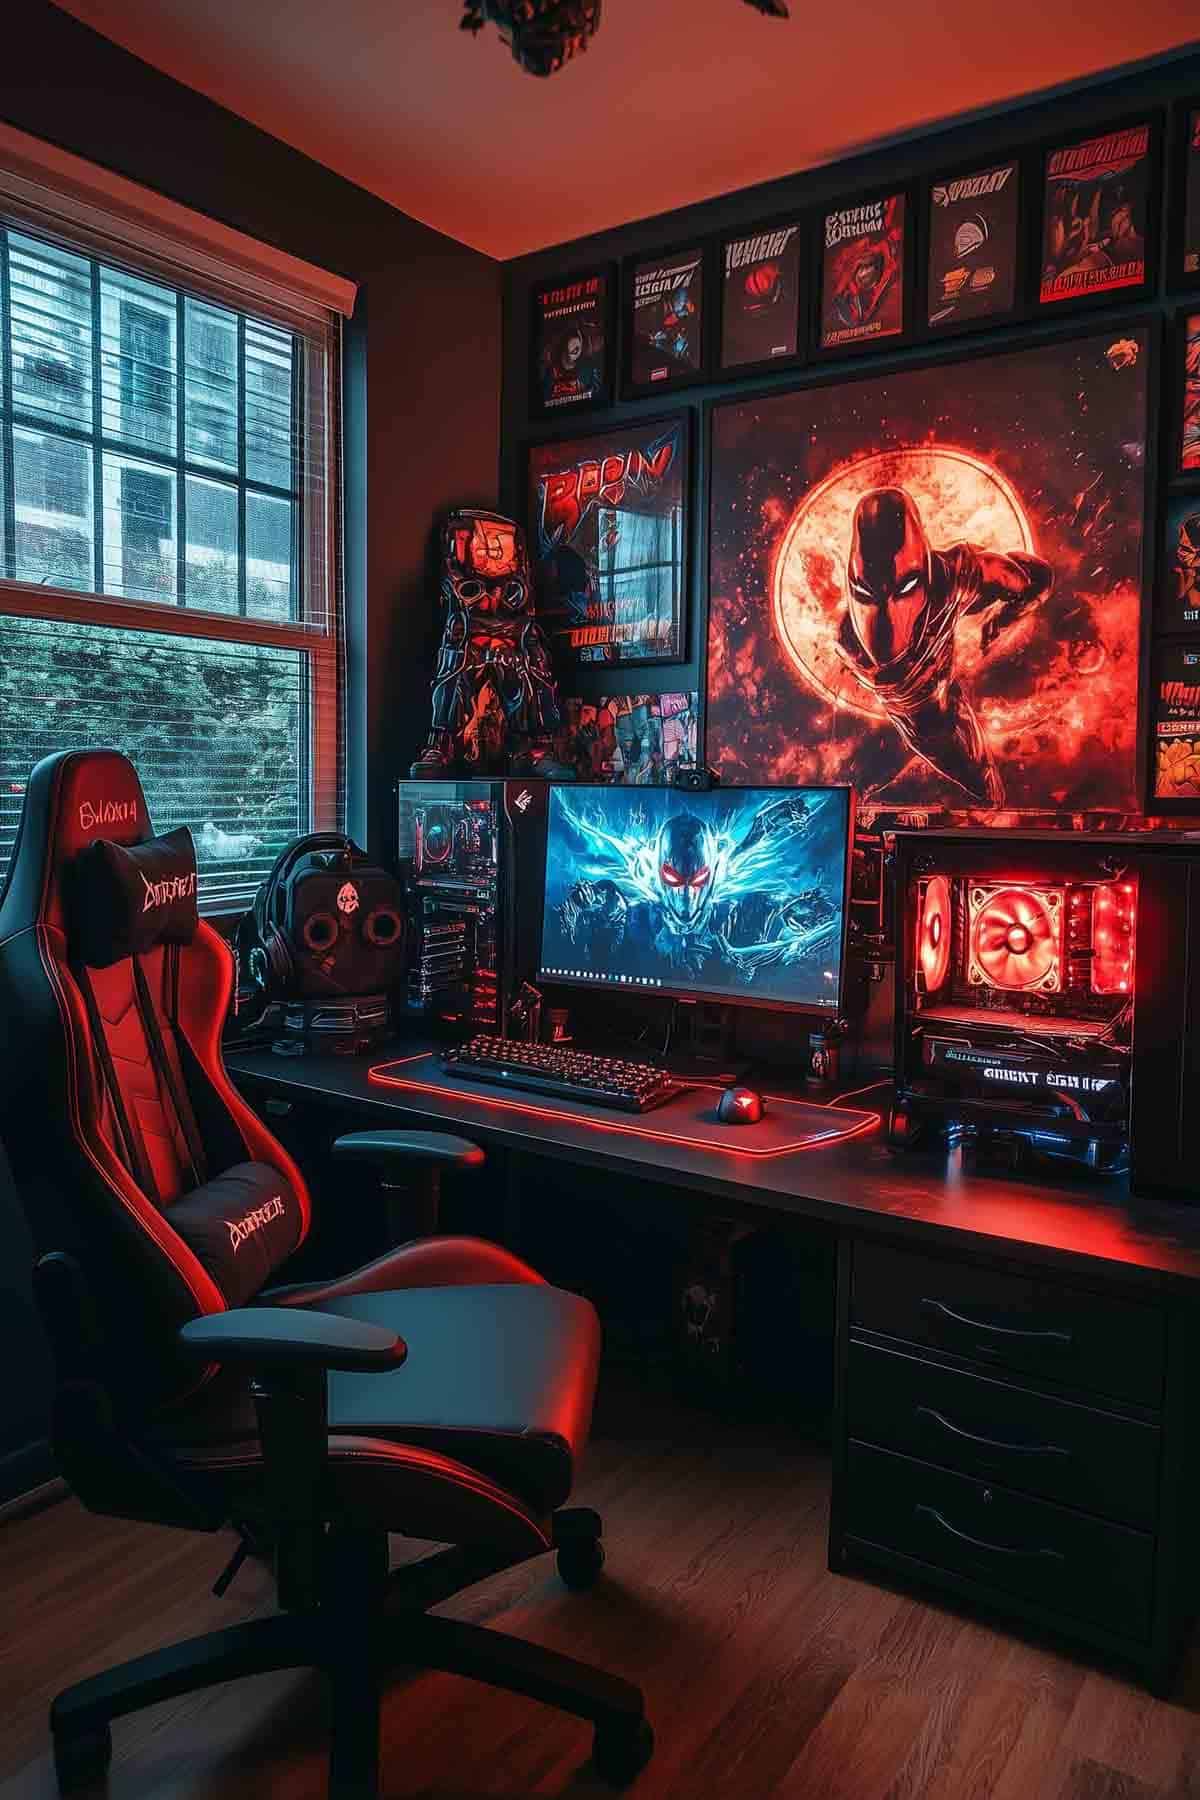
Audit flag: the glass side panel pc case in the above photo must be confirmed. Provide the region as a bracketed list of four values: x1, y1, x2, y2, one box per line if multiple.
[538, 784, 854, 1014]
[395, 779, 550, 1032]
[890, 829, 1200, 1198]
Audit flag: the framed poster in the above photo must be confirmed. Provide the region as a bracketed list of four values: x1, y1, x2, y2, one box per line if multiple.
[1037, 118, 1157, 309]
[1151, 641, 1200, 809]
[923, 155, 1022, 335]
[1179, 308, 1200, 478]
[816, 189, 909, 355]
[551, 691, 699, 784]
[1158, 497, 1200, 633]
[529, 266, 614, 418]
[623, 246, 707, 396]
[707, 323, 1151, 821]
[527, 413, 689, 669]
[718, 216, 806, 375]
[1170, 101, 1200, 289]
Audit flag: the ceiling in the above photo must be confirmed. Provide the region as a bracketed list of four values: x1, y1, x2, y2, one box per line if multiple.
[56, 0, 1199, 260]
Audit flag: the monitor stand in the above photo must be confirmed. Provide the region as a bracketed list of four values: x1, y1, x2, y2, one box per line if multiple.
[660, 1000, 749, 1084]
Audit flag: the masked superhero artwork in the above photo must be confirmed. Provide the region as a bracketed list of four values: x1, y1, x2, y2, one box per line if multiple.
[410, 508, 572, 779]
[820, 195, 906, 350]
[707, 329, 1149, 820]
[834, 488, 1053, 805]
[542, 787, 848, 1004]
[1183, 312, 1200, 475]
[629, 251, 705, 387]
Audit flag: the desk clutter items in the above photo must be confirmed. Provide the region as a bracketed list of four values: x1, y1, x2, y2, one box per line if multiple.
[409, 507, 573, 781]
[235, 834, 407, 1055]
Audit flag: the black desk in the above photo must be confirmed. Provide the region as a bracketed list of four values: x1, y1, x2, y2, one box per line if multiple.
[228, 1042, 1200, 1687]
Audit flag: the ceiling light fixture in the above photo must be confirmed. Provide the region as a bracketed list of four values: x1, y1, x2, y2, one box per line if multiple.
[461, 0, 788, 80]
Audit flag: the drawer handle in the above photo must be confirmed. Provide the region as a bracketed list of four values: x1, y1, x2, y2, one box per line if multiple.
[915, 1405, 1070, 1460]
[920, 1297, 1073, 1347]
[915, 1503, 1065, 1563]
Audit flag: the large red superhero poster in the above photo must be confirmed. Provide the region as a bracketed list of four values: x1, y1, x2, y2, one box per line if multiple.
[707, 328, 1149, 821]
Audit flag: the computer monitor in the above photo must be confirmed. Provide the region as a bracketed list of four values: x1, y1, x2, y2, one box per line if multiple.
[538, 783, 853, 1013]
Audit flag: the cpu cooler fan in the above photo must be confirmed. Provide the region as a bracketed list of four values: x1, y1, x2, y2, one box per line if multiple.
[967, 885, 1063, 993]
[915, 874, 952, 993]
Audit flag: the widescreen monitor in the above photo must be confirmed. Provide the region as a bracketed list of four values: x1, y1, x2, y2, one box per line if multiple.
[538, 783, 852, 1013]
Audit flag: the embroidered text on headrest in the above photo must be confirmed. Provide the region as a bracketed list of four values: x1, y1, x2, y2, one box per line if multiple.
[225, 1195, 286, 1252]
[79, 798, 138, 833]
[141, 869, 197, 912]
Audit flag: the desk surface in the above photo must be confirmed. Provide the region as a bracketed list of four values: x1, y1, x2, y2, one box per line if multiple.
[227, 1042, 1200, 1296]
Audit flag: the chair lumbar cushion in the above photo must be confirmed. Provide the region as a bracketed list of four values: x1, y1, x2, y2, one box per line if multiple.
[169, 1162, 306, 1307]
[71, 826, 200, 967]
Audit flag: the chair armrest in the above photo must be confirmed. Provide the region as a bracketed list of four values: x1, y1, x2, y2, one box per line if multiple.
[331, 1129, 485, 1175]
[179, 1306, 407, 1372]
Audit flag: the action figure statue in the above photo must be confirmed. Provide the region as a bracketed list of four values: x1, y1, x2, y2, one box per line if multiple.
[410, 507, 573, 780]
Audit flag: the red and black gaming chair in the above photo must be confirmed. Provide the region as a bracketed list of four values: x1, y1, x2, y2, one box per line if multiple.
[0, 749, 652, 1798]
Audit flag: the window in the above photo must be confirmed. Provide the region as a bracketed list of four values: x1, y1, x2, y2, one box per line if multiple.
[0, 206, 343, 913]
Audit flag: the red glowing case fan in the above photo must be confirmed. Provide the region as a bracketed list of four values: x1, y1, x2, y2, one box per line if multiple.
[890, 829, 1200, 1199]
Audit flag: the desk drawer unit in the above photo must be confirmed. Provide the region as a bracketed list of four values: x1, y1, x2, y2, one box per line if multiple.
[834, 1237, 1183, 1681]
[852, 1242, 1164, 1406]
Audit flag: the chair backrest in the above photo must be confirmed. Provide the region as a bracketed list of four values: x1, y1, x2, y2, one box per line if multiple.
[0, 749, 311, 1410]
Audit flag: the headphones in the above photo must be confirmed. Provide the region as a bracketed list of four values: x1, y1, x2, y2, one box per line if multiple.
[241, 833, 406, 1000]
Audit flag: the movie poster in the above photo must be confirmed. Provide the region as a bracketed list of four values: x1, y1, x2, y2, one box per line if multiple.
[1183, 311, 1200, 475]
[1039, 123, 1151, 305]
[552, 692, 699, 784]
[527, 415, 688, 668]
[707, 327, 1149, 822]
[532, 269, 611, 415]
[1183, 108, 1200, 280]
[1152, 643, 1200, 803]
[926, 159, 1020, 330]
[1160, 498, 1200, 633]
[720, 220, 804, 370]
[628, 248, 705, 389]
[819, 193, 906, 351]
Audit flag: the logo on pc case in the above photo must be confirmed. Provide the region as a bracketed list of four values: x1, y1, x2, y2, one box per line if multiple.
[141, 870, 196, 912]
[225, 1194, 286, 1252]
[79, 798, 138, 833]
[514, 789, 533, 814]
[336, 882, 359, 915]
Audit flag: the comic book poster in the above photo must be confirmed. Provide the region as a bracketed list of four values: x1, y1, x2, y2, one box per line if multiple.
[1152, 643, 1200, 803]
[532, 269, 611, 415]
[1183, 311, 1200, 475]
[819, 193, 906, 351]
[926, 159, 1020, 330]
[720, 220, 804, 370]
[1185, 108, 1200, 280]
[552, 692, 699, 783]
[1159, 498, 1200, 633]
[628, 248, 705, 389]
[707, 327, 1149, 824]
[527, 415, 688, 668]
[1039, 123, 1151, 305]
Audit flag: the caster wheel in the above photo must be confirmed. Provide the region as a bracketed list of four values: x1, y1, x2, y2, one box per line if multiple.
[53, 1725, 112, 1792]
[593, 1716, 654, 1786]
[557, 1539, 605, 1591]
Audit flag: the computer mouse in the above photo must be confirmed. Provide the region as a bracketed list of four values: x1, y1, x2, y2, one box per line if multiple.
[717, 1085, 765, 1125]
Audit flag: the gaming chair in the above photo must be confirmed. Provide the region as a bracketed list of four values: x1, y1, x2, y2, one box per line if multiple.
[0, 749, 652, 1797]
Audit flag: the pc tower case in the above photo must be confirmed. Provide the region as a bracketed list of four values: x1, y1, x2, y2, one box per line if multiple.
[889, 829, 1200, 1199]
[395, 778, 549, 1032]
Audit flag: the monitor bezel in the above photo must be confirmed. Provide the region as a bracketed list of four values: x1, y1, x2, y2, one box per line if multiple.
[536, 781, 856, 1017]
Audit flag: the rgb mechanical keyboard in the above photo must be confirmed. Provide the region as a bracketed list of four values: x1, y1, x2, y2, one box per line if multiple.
[439, 1035, 680, 1112]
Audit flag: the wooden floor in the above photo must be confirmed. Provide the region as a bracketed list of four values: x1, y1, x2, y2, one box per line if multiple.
[4, 1388, 1200, 1800]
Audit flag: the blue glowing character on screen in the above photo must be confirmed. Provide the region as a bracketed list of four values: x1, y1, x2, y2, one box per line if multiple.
[541, 787, 847, 1005]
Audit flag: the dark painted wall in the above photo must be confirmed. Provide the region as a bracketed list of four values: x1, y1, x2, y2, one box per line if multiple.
[500, 46, 1200, 748]
[2, 1, 503, 858]
[0, 1, 502, 1503]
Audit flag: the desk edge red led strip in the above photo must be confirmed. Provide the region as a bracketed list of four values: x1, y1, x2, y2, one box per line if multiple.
[368, 1054, 881, 1159]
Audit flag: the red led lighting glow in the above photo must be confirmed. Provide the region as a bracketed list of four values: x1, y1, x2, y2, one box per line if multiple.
[1091, 882, 1136, 995]
[368, 1056, 880, 1159]
[916, 874, 952, 994]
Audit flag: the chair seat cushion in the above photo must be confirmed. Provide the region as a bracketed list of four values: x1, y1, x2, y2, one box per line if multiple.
[158, 1281, 600, 1518]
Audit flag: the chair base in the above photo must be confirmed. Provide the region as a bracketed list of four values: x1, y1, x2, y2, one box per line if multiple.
[49, 1508, 652, 1798]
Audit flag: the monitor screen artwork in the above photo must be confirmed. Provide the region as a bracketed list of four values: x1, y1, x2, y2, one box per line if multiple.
[538, 784, 851, 1011]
